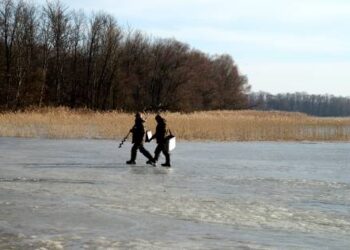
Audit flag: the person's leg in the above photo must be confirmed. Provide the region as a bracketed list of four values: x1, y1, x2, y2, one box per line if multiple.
[153, 144, 162, 162]
[161, 145, 171, 167]
[126, 143, 138, 164]
[139, 144, 154, 161]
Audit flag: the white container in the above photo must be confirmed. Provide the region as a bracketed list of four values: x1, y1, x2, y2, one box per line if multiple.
[166, 136, 176, 152]
[145, 130, 152, 142]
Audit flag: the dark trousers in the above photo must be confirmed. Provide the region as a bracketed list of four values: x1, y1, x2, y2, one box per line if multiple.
[154, 143, 170, 164]
[130, 143, 153, 162]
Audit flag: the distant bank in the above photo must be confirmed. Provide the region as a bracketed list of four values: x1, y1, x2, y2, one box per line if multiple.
[249, 92, 350, 117]
[0, 107, 349, 141]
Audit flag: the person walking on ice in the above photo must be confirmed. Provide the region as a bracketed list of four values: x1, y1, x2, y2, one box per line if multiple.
[149, 114, 171, 167]
[126, 112, 155, 166]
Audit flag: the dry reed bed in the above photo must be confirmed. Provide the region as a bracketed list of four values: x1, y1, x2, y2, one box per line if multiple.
[0, 107, 350, 141]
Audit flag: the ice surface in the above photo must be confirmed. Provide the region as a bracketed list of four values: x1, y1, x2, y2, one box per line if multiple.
[0, 138, 350, 249]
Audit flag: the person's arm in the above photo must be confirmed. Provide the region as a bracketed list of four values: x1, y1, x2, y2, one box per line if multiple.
[129, 124, 136, 133]
[150, 125, 158, 141]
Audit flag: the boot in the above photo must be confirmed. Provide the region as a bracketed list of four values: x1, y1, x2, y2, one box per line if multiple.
[161, 162, 171, 167]
[146, 159, 156, 167]
[162, 154, 170, 167]
[126, 160, 136, 165]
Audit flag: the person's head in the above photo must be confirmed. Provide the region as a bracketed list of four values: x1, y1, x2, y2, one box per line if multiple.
[155, 114, 164, 123]
[135, 112, 142, 119]
[135, 112, 144, 122]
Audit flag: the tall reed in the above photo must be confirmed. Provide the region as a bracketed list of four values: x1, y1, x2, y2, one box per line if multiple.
[0, 107, 349, 141]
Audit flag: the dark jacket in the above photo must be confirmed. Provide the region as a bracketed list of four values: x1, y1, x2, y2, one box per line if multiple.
[131, 118, 145, 144]
[153, 119, 167, 144]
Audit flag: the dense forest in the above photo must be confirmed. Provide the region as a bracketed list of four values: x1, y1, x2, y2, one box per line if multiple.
[249, 92, 350, 117]
[0, 0, 249, 112]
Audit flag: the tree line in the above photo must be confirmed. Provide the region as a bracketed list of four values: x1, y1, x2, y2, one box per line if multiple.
[249, 92, 350, 117]
[0, 0, 249, 112]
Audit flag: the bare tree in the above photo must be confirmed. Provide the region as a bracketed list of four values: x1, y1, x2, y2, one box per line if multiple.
[210, 55, 249, 109]
[67, 9, 85, 107]
[13, 1, 37, 108]
[97, 15, 122, 110]
[119, 29, 151, 110]
[38, 9, 51, 107]
[148, 38, 190, 110]
[0, 0, 21, 107]
[44, 0, 70, 105]
[85, 13, 105, 108]
[0, 0, 251, 112]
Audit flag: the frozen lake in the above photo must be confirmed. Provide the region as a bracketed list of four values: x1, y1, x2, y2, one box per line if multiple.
[1, 138, 350, 249]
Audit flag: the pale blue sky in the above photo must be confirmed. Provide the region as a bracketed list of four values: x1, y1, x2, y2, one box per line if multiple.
[38, 0, 350, 96]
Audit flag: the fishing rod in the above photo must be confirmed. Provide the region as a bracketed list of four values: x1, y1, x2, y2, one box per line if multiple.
[118, 130, 131, 148]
